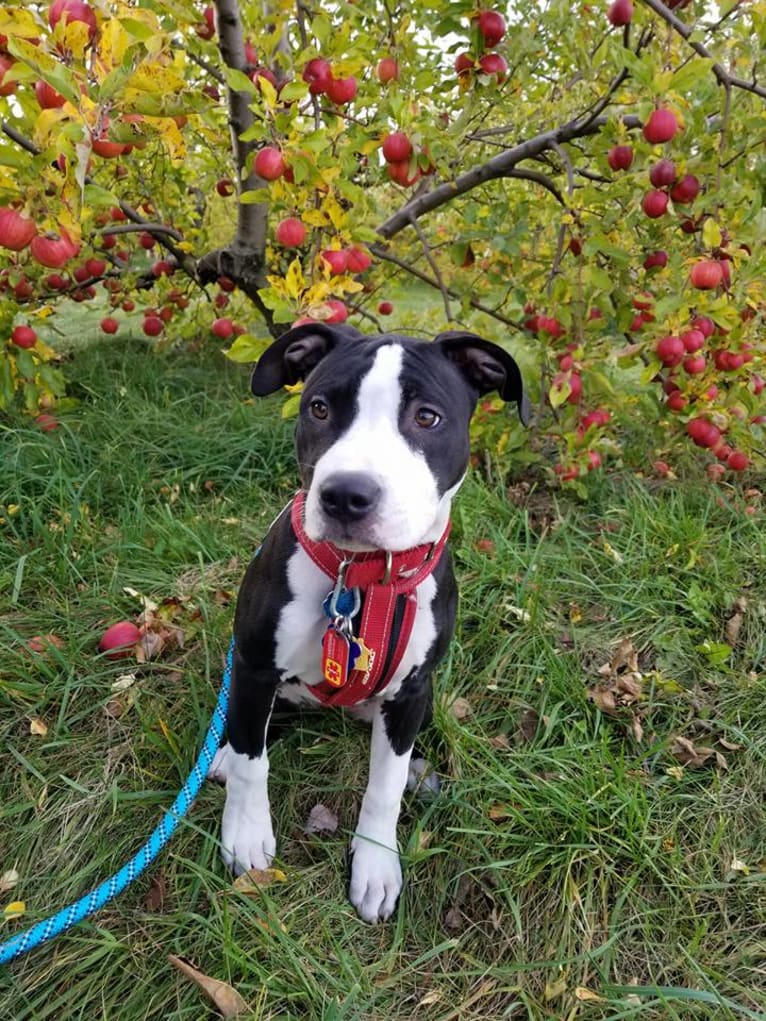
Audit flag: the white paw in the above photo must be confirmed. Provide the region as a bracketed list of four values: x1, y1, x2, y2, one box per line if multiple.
[349, 838, 403, 923]
[221, 802, 276, 875]
[207, 742, 232, 783]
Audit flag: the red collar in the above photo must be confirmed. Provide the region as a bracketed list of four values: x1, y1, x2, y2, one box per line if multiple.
[290, 491, 450, 706]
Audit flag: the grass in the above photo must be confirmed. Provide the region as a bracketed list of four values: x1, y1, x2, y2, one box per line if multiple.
[1, 331, 765, 1020]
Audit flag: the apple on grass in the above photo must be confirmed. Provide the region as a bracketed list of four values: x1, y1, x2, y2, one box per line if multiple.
[99, 621, 141, 660]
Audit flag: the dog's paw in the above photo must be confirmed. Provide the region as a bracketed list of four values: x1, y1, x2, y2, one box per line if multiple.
[207, 742, 232, 784]
[221, 804, 276, 875]
[349, 838, 402, 923]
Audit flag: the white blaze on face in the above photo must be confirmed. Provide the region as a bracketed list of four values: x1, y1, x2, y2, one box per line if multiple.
[304, 343, 451, 551]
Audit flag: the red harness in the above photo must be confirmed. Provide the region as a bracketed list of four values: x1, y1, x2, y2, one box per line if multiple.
[290, 491, 450, 707]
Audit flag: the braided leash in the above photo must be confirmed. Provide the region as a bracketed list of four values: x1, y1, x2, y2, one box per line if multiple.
[0, 640, 233, 966]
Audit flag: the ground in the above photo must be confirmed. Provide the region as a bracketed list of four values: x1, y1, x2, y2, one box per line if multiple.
[0, 326, 764, 1020]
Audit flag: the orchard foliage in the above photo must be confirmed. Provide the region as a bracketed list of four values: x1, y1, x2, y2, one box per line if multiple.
[0, 0, 764, 477]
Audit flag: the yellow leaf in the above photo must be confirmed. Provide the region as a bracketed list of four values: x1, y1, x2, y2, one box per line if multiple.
[29, 718, 48, 737]
[323, 194, 348, 230]
[98, 17, 132, 70]
[575, 986, 605, 1002]
[0, 8, 39, 36]
[302, 209, 330, 228]
[283, 259, 305, 301]
[232, 868, 287, 894]
[702, 219, 722, 250]
[3, 900, 25, 920]
[544, 975, 568, 1001]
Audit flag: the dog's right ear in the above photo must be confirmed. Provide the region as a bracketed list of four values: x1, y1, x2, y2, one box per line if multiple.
[250, 323, 362, 396]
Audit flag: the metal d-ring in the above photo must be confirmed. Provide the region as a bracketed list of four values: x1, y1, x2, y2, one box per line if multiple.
[381, 550, 393, 585]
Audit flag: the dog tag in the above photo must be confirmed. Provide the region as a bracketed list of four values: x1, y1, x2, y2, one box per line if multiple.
[351, 638, 372, 674]
[322, 626, 351, 687]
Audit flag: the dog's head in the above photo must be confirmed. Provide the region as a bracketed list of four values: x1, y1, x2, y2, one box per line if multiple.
[251, 324, 530, 551]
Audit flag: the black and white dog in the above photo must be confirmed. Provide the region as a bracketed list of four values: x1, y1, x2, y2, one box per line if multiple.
[210, 323, 528, 922]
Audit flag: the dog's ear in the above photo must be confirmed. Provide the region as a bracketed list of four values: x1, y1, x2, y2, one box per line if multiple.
[250, 323, 363, 396]
[434, 330, 531, 425]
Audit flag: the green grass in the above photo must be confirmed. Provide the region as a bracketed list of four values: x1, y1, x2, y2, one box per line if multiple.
[1, 334, 765, 1020]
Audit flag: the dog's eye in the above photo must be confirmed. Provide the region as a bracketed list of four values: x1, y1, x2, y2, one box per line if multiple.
[414, 407, 441, 429]
[310, 398, 328, 420]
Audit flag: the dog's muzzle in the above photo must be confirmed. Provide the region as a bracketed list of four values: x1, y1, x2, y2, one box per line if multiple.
[319, 472, 381, 525]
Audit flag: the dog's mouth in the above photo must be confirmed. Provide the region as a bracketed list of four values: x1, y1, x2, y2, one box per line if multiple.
[309, 517, 382, 553]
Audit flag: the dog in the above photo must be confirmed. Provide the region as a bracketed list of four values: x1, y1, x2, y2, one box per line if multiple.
[209, 322, 529, 922]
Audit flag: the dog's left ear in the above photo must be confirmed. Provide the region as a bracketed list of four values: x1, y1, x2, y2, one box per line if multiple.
[434, 330, 531, 425]
[250, 323, 363, 396]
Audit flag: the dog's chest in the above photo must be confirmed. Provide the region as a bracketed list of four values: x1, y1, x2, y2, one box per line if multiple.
[272, 543, 438, 705]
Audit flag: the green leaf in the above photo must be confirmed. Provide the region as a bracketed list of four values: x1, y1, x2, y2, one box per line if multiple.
[239, 189, 269, 205]
[280, 393, 301, 419]
[223, 334, 269, 364]
[695, 640, 732, 665]
[221, 66, 256, 96]
[84, 183, 119, 207]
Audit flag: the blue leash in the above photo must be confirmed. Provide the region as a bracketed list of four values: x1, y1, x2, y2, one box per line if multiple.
[0, 640, 233, 966]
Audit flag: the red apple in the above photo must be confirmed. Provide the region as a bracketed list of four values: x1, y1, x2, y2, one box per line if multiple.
[669, 174, 699, 204]
[656, 335, 685, 367]
[195, 5, 215, 39]
[455, 52, 475, 77]
[649, 158, 676, 188]
[275, 217, 306, 247]
[142, 316, 163, 337]
[211, 317, 234, 339]
[100, 316, 119, 334]
[11, 325, 37, 348]
[667, 391, 688, 412]
[0, 54, 16, 97]
[681, 329, 705, 352]
[642, 190, 669, 218]
[86, 257, 106, 277]
[477, 10, 506, 45]
[98, 620, 141, 659]
[321, 249, 348, 275]
[687, 417, 721, 449]
[727, 450, 749, 471]
[643, 250, 668, 270]
[152, 260, 173, 277]
[216, 178, 234, 197]
[376, 57, 399, 83]
[378, 301, 393, 315]
[607, 145, 633, 171]
[346, 246, 372, 273]
[302, 58, 332, 95]
[478, 52, 507, 78]
[254, 146, 286, 180]
[34, 79, 66, 109]
[121, 299, 135, 312]
[0, 207, 36, 251]
[139, 231, 155, 249]
[326, 75, 357, 105]
[690, 260, 723, 290]
[388, 159, 421, 187]
[30, 230, 79, 268]
[683, 354, 706, 374]
[607, 0, 633, 26]
[382, 131, 412, 163]
[643, 108, 679, 144]
[35, 413, 59, 432]
[325, 299, 348, 323]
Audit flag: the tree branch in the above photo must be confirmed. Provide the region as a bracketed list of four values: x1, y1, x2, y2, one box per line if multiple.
[369, 242, 522, 331]
[376, 114, 642, 240]
[408, 215, 452, 322]
[214, 0, 269, 268]
[640, 0, 766, 99]
[101, 222, 184, 240]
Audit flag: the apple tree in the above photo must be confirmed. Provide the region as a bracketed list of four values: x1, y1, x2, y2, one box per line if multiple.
[0, 0, 764, 477]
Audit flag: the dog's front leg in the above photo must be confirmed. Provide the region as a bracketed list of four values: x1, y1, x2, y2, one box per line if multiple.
[216, 648, 280, 875]
[350, 683, 429, 923]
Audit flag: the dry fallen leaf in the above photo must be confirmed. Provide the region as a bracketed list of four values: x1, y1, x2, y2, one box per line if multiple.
[168, 955, 250, 1018]
[669, 735, 716, 768]
[29, 718, 48, 737]
[111, 672, 137, 693]
[0, 869, 19, 894]
[724, 596, 748, 647]
[449, 696, 473, 720]
[232, 868, 286, 895]
[544, 975, 568, 1002]
[304, 803, 339, 835]
[575, 986, 605, 1003]
[588, 638, 645, 739]
[144, 871, 167, 913]
[489, 733, 510, 750]
[417, 990, 441, 1007]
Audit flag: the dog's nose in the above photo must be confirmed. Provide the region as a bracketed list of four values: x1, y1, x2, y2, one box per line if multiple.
[319, 473, 381, 523]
